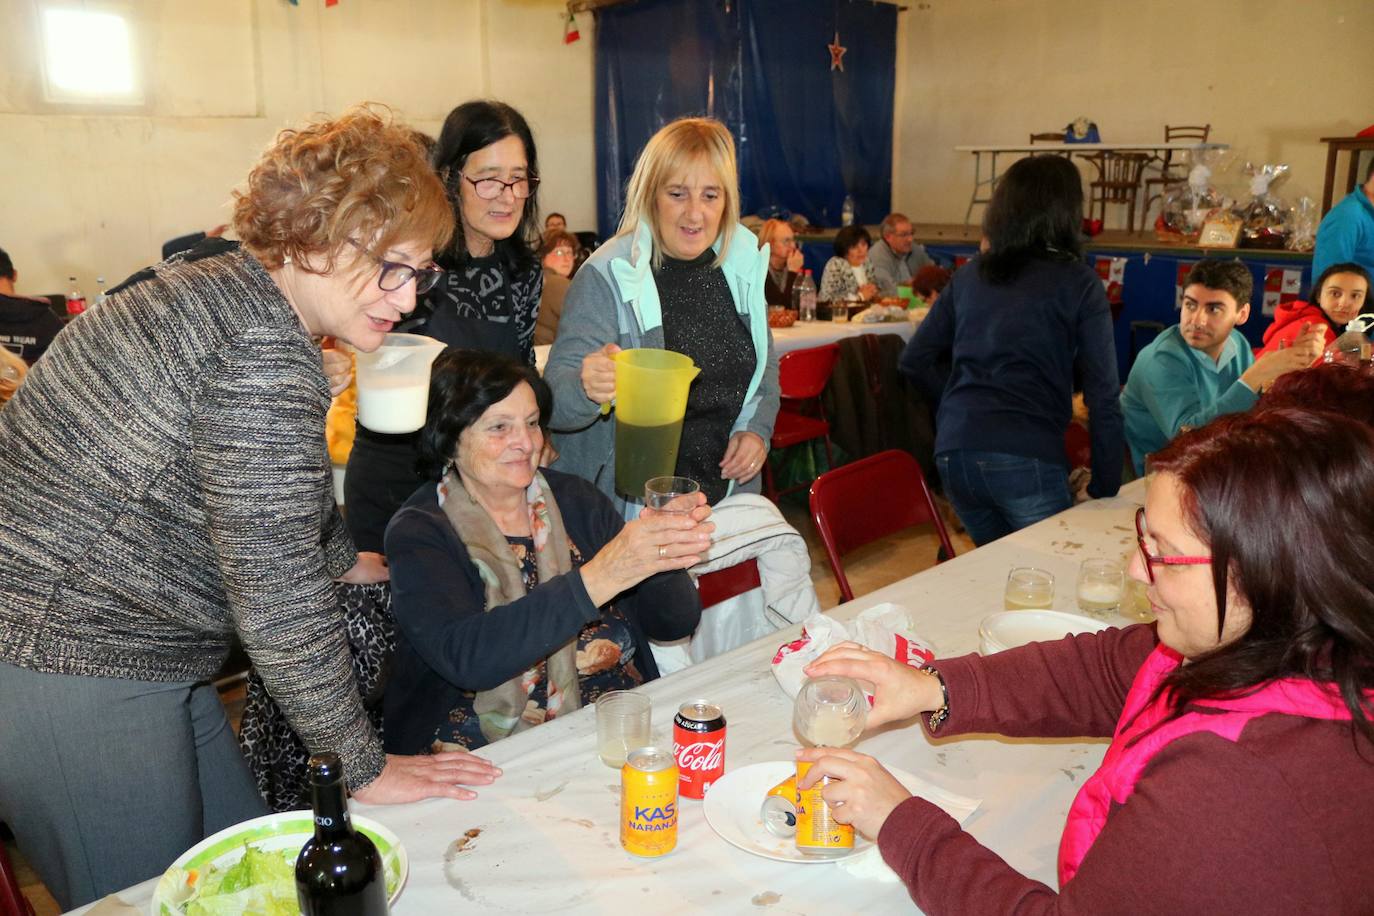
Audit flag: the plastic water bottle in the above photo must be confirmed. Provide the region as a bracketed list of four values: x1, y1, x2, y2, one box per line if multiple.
[1323, 314, 1374, 366]
[92, 277, 108, 309]
[841, 195, 855, 227]
[793, 270, 817, 322]
[65, 277, 86, 318]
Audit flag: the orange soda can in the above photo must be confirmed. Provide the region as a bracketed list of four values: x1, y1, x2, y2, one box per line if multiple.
[761, 775, 798, 837]
[620, 746, 678, 857]
[794, 760, 853, 857]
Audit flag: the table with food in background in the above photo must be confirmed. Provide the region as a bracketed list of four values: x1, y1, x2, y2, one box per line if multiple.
[76, 479, 1149, 914]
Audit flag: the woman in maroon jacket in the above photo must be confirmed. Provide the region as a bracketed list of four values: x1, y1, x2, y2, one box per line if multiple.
[798, 407, 1374, 914]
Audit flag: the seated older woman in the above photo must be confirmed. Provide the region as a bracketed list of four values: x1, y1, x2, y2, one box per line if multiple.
[797, 407, 1374, 913]
[757, 218, 804, 307]
[383, 349, 707, 753]
[819, 224, 879, 304]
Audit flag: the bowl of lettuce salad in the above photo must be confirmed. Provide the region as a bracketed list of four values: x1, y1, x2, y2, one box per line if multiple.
[151, 811, 407, 915]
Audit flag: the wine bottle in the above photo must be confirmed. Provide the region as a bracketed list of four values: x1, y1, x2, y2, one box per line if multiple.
[295, 752, 388, 915]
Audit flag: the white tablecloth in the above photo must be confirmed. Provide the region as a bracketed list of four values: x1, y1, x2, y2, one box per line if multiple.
[533, 317, 919, 373]
[73, 480, 1146, 915]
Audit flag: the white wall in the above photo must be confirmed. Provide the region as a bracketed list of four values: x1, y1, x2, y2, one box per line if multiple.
[893, 0, 1374, 227]
[0, 0, 596, 294]
[5, 0, 1371, 293]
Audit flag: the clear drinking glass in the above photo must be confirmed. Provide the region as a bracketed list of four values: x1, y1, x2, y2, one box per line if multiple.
[596, 691, 651, 768]
[1004, 567, 1054, 610]
[1076, 558, 1124, 616]
[644, 476, 700, 514]
[793, 676, 867, 748]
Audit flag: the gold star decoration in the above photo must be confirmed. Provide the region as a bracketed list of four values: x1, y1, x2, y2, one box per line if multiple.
[828, 31, 847, 72]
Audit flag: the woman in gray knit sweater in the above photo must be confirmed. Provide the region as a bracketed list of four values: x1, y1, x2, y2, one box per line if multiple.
[0, 108, 500, 909]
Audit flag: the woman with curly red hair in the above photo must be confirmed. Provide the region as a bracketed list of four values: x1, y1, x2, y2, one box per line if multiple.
[0, 106, 500, 910]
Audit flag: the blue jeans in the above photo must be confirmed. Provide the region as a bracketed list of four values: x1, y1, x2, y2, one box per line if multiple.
[0, 662, 268, 909]
[936, 450, 1071, 547]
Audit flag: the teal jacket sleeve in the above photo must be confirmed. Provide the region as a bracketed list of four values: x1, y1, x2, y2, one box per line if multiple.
[546, 266, 622, 431]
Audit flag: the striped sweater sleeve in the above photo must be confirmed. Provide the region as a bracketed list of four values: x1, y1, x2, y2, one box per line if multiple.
[192, 328, 384, 788]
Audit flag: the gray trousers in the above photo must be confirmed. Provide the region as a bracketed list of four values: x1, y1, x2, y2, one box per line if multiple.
[0, 661, 268, 910]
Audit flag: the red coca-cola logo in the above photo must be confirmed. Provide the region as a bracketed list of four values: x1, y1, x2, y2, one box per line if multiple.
[675, 740, 724, 772]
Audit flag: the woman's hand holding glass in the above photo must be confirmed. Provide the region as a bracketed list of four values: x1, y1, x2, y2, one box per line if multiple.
[793, 747, 912, 840]
[580, 342, 621, 404]
[352, 750, 502, 804]
[803, 642, 943, 730]
[579, 492, 714, 607]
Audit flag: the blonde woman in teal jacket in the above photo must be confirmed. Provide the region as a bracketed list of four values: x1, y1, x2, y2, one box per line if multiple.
[546, 118, 779, 515]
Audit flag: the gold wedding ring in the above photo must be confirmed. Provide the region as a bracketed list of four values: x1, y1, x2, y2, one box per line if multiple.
[658, 545, 667, 559]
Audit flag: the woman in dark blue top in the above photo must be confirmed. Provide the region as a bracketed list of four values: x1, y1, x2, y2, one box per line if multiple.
[383, 350, 706, 754]
[899, 155, 1123, 545]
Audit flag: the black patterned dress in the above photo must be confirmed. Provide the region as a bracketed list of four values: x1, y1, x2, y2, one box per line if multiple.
[432, 535, 642, 750]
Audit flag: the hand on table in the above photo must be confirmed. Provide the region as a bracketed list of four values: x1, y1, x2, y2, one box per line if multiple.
[795, 747, 911, 840]
[580, 342, 621, 405]
[1069, 467, 1093, 505]
[579, 494, 713, 606]
[803, 642, 943, 729]
[720, 431, 768, 483]
[321, 345, 353, 398]
[337, 551, 389, 584]
[353, 751, 502, 804]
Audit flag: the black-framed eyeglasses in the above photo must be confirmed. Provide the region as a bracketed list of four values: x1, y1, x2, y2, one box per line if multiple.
[348, 240, 444, 294]
[1134, 507, 1211, 584]
[460, 173, 540, 201]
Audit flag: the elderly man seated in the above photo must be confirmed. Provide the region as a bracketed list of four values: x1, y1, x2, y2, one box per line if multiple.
[868, 212, 933, 298]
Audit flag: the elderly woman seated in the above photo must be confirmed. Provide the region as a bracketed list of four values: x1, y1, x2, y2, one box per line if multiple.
[796, 406, 1374, 913]
[383, 349, 707, 753]
[757, 218, 805, 306]
[819, 224, 879, 304]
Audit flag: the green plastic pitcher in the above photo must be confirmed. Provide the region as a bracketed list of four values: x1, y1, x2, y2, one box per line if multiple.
[613, 348, 700, 499]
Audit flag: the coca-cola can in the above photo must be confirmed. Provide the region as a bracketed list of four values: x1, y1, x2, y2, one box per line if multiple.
[673, 700, 726, 799]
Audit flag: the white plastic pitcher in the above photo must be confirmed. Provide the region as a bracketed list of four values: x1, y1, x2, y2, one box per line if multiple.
[354, 333, 446, 433]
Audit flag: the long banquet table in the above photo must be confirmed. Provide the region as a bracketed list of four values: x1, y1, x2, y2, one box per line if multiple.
[73, 480, 1147, 915]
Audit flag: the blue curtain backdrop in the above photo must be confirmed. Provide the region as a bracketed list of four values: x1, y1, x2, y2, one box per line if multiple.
[593, 0, 896, 238]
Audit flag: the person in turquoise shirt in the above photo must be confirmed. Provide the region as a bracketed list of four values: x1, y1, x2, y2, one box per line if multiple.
[1121, 260, 1321, 474]
[1313, 159, 1374, 278]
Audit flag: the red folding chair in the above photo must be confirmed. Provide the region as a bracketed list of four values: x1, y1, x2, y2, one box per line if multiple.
[763, 343, 841, 502]
[809, 449, 955, 603]
[694, 558, 762, 608]
[1065, 421, 1092, 470]
[0, 839, 35, 916]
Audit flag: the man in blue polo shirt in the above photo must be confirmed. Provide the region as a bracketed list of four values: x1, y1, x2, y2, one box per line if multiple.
[1313, 158, 1374, 278]
[1121, 259, 1321, 474]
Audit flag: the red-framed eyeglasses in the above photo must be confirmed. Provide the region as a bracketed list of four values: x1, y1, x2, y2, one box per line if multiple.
[1135, 507, 1211, 583]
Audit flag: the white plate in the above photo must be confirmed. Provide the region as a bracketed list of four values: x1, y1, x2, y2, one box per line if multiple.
[703, 761, 926, 864]
[979, 609, 1111, 654]
[150, 810, 407, 915]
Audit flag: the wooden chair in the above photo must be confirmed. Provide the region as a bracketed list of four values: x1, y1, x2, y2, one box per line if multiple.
[809, 449, 955, 603]
[1029, 132, 1071, 157]
[1142, 124, 1211, 231]
[1085, 152, 1152, 232]
[763, 344, 841, 502]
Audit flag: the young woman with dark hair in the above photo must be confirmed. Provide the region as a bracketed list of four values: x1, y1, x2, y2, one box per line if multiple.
[795, 407, 1374, 913]
[382, 349, 705, 754]
[900, 154, 1124, 545]
[346, 99, 547, 557]
[1255, 261, 1370, 356]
